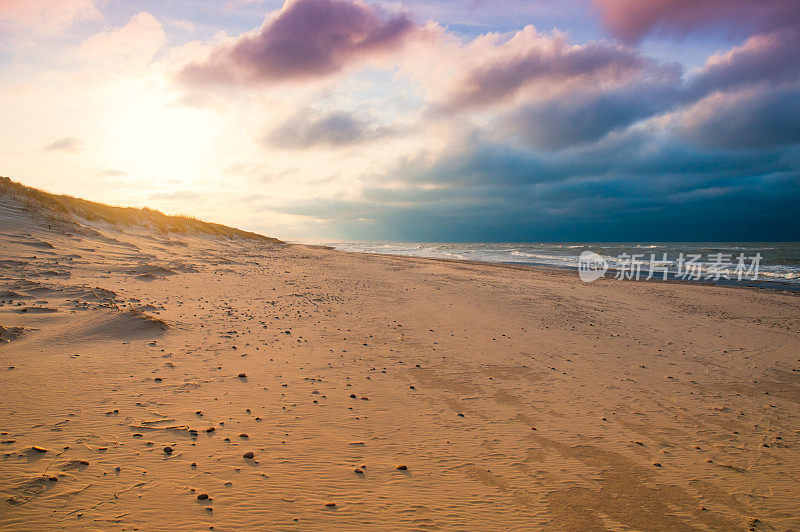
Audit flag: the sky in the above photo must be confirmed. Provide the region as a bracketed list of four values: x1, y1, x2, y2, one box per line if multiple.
[1, 0, 798, 242]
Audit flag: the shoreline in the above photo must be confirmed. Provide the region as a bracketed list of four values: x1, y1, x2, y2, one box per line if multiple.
[331, 247, 800, 293]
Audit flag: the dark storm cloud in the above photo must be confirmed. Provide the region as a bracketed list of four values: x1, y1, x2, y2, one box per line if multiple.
[178, 0, 415, 87]
[677, 85, 800, 150]
[502, 83, 676, 150]
[274, 128, 800, 241]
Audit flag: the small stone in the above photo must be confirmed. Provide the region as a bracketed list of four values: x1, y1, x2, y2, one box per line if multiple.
[653, 462, 662, 467]
[238, 373, 247, 378]
[163, 446, 173, 454]
[354, 469, 364, 474]
[243, 452, 254, 459]
[32, 446, 48, 453]
[324, 502, 336, 507]
[239, 433, 249, 438]
[396, 465, 408, 470]
[205, 427, 215, 433]
[349, 394, 356, 398]
[197, 493, 209, 500]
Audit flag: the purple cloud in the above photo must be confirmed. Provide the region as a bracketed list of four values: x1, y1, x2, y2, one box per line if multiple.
[594, 0, 800, 42]
[440, 29, 661, 111]
[179, 0, 416, 86]
[265, 109, 394, 149]
[690, 28, 800, 97]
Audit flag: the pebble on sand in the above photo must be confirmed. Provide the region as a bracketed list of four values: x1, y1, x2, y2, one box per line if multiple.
[396, 465, 408, 470]
[238, 373, 247, 378]
[197, 493, 209, 500]
[243, 451, 255, 459]
[164, 446, 174, 454]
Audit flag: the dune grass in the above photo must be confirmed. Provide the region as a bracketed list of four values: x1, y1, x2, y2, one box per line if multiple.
[0, 176, 281, 243]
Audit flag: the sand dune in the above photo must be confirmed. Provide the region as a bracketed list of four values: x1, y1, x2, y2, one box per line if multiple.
[1, 178, 800, 530]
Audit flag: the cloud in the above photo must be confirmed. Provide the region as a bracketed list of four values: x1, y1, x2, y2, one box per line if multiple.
[275, 130, 800, 241]
[94, 169, 129, 179]
[0, 0, 100, 33]
[439, 26, 655, 111]
[44, 137, 83, 152]
[594, 0, 800, 42]
[178, 0, 416, 87]
[690, 28, 800, 97]
[264, 109, 394, 148]
[676, 86, 800, 150]
[503, 83, 676, 150]
[78, 12, 166, 70]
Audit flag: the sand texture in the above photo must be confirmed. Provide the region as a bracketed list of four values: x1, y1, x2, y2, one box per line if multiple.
[1, 188, 800, 531]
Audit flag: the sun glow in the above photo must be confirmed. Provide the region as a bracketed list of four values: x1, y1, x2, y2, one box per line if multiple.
[100, 83, 221, 196]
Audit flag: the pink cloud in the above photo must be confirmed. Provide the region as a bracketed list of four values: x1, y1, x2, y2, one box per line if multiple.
[594, 0, 800, 42]
[691, 28, 800, 95]
[179, 0, 416, 87]
[440, 26, 660, 111]
[0, 0, 100, 32]
[79, 12, 166, 70]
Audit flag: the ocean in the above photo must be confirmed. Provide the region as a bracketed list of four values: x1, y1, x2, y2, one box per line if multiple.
[326, 242, 800, 288]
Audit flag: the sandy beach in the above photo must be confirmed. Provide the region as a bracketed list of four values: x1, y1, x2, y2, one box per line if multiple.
[0, 182, 798, 531]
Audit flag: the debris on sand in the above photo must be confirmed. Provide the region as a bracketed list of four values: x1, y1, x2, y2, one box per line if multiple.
[0, 325, 27, 343]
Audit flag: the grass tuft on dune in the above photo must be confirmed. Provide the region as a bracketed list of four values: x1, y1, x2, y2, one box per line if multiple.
[0, 176, 281, 243]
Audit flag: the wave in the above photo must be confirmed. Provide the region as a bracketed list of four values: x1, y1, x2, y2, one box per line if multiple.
[327, 242, 800, 284]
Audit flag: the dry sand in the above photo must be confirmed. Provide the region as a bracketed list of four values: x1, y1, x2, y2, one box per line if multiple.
[1, 189, 800, 531]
